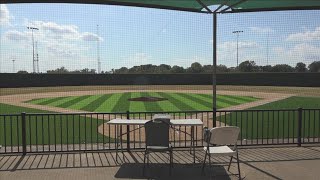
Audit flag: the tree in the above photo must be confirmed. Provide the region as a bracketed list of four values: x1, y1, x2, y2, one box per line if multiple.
[216, 64, 228, 73]
[156, 64, 171, 73]
[308, 61, 320, 72]
[47, 67, 69, 74]
[114, 67, 129, 74]
[238, 60, 257, 72]
[17, 70, 28, 74]
[295, 62, 307, 72]
[260, 65, 272, 72]
[170, 65, 185, 73]
[187, 62, 203, 73]
[202, 65, 213, 73]
[271, 64, 294, 72]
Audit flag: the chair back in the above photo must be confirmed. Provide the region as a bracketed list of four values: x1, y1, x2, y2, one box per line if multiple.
[145, 120, 170, 147]
[209, 126, 240, 145]
[152, 114, 171, 124]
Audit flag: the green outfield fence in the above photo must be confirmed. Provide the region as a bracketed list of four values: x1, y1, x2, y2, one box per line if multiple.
[0, 108, 319, 154]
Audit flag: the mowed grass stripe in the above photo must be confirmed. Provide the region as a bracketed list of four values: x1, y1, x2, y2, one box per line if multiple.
[129, 92, 146, 112]
[178, 93, 223, 109]
[219, 95, 251, 104]
[95, 93, 123, 112]
[158, 92, 195, 111]
[111, 93, 131, 112]
[147, 92, 179, 112]
[191, 94, 227, 108]
[81, 94, 112, 112]
[140, 92, 163, 112]
[198, 94, 239, 107]
[46, 96, 80, 107]
[224, 95, 258, 102]
[71, 95, 102, 110]
[36, 97, 68, 105]
[173, 93, 210, 110]
[58, 95, 91, 108]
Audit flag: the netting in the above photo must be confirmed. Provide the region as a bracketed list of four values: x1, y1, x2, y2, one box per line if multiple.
[0, 4, 319, 113]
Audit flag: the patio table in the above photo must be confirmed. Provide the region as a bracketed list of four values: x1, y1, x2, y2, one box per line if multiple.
[107, 118, 203, 163]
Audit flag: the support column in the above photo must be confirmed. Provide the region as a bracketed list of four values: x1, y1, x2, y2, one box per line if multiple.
[212, 13, 217, 128]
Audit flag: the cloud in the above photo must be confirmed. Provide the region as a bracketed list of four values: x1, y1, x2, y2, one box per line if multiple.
[0, 5, 10, 25]
[81, 32, 103, 41]
[46, 44, 78, 58]
[274, 43, 320, 64]
[219, 41, 259, 50]
[132, 53, 150, 63]
[286, 27, 320, 41]
[249, 27, 274, 34]
[24, 20, 102, 42]
[4, 30, 29, 42]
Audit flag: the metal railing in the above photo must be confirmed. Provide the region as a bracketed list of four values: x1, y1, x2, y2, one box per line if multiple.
[0, 108, 319, 154]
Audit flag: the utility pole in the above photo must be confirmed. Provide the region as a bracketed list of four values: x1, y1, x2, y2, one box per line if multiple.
[233, 30, 243, 67]
[27, 26, 39, 73]
[97, 25, 101, 74]
[12, 59, 15, 73]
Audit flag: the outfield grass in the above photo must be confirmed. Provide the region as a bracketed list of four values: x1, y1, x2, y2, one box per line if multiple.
[2, 85, 320, 97]
[27, 92, 258, 112]
[0, 103, 107, 146]
[222, 96, 320, 140]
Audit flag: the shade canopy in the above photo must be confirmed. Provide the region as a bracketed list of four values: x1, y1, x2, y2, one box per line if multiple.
[2, 0, 320, 13]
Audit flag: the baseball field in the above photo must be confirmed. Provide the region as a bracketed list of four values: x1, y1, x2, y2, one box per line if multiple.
[0, 85, 319, 146]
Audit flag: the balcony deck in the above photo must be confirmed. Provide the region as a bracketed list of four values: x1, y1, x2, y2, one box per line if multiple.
[1, 145, 320, 180]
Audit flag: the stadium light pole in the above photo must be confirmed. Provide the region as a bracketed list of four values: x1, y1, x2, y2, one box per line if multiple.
[233, 30, 243, 67]
[27, 26, 39, 73]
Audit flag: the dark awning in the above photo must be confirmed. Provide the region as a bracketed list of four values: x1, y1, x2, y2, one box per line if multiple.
[2, 0, 320, 13]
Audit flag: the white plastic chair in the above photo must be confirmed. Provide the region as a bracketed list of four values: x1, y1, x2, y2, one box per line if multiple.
[201, 126, 241, 179]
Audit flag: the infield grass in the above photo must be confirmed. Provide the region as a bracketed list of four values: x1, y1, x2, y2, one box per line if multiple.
[27, 92, 258, 112]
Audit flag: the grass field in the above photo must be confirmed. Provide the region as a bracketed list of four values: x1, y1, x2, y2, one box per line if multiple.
[26, 92, 258, 112]
[0, 103, 106, 146]
[223, 96, 320, 140]
[1, 94, 319, 146]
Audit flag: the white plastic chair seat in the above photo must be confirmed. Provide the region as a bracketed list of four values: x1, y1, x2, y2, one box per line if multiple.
[203, 146, 236, 156]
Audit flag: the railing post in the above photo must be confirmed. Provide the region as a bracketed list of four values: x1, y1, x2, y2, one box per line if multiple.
[21, 112, 27, 155]
[126, 111, 130, 150]
[297, 108, 302, 147]
[213, 108, 217, 128]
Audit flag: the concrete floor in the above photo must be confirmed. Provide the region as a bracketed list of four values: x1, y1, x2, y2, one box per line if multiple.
[1, 145, 320, 180]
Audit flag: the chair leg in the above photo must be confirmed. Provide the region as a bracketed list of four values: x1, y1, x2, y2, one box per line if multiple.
[236, 152, 241, 180]
[169, 151, 172, 175]
[201, 151, 207, 175]
[143, 151, 147, 176]
[228, 156, 233, 171]
[170, 150, 173, 168]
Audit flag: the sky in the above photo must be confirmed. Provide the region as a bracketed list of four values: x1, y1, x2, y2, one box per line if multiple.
[0, 4, 320, 73]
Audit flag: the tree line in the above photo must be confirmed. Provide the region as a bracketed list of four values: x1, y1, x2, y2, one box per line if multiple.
[16, 61, 320, 74]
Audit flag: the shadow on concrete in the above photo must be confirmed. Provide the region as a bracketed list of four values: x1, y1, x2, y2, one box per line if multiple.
[115, 163, 232, 180]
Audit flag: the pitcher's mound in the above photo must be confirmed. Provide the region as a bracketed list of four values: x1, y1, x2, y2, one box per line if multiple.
[128, 96, 168, 102]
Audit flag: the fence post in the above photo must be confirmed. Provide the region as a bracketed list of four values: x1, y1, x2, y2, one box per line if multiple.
[213, 108, 217, 128]
[297, 108, 302, 147]
[126, 111, 130, 150]
[21, 112, 27, 155]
